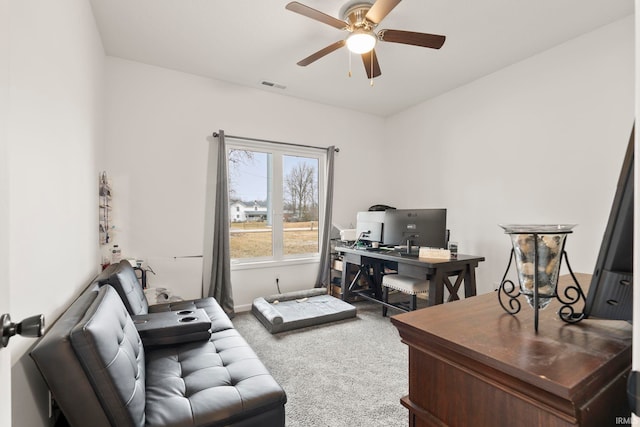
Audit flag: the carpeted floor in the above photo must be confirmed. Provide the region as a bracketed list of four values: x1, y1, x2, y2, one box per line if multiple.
[232, 300, 409, 427]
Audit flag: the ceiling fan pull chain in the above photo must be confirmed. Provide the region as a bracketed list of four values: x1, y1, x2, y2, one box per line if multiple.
[348, 51, 352, 77]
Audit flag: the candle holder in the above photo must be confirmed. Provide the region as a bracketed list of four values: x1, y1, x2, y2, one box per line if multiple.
[497, 224, 586, 332]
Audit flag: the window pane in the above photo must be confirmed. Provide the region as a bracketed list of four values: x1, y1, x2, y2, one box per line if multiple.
[228, 149, 273, 259]
[283, 155, 319, 255]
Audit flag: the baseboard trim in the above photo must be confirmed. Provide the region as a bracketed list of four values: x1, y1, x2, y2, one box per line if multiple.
[234, 303, 252, 313]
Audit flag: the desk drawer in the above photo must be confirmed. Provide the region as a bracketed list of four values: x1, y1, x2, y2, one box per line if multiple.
[397, 263, 432, 279]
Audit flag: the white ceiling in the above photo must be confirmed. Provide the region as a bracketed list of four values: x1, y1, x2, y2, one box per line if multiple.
[88, 0, 634, 117]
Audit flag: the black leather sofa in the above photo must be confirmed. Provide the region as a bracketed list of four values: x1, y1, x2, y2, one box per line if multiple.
[30, 261, 287, 427]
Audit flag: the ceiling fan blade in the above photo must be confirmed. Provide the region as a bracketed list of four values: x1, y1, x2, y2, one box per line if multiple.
[361, 49, 381, 79]
[378, 29, 446, 49]
[365, 0, 402, 25]
[285, 2, 347, 30]
[297, 40, 346, 66]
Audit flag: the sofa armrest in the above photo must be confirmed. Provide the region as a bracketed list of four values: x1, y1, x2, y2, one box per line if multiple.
[133, 308, 212, 346]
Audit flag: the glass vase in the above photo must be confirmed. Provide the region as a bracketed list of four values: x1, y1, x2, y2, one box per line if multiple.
[500, 224, 575, 310]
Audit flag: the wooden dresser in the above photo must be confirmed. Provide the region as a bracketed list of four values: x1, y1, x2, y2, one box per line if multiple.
[390, 274, 632, 427]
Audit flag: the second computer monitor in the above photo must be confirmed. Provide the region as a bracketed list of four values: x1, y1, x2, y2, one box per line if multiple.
[355, 211, 385, 242]
[383, 208, 447, 248]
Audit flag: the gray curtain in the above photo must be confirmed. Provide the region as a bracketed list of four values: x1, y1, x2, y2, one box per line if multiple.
[315, 146, 336, 287]
[205, 130, 234, 316]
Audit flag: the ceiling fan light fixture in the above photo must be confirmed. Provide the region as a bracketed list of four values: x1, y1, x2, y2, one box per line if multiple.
[286, 1, 447, 80]
[346, 29, 376, 54]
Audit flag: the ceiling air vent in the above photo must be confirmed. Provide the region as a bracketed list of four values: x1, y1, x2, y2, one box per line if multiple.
[260, 80, 286, 90]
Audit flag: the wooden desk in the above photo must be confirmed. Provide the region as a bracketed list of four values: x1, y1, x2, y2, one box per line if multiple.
[336, 247, 484, 308]
[390, 274, 632, 427]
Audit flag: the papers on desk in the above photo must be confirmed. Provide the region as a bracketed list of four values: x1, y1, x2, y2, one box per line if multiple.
[418, 247, 452, 259]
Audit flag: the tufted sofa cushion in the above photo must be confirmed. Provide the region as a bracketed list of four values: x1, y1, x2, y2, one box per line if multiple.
[70, 285, 147, 426]
[145, 328, 287, 426]
[30, 285, 113, 427]
[98, 261, 150, 315]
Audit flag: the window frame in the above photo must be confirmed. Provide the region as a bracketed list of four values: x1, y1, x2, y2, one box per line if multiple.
[226, 139, 326, 269]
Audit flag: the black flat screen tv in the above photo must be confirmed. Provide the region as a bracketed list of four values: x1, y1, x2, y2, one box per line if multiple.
[584, 126, 634, 321]
[382, 208, 447, 249]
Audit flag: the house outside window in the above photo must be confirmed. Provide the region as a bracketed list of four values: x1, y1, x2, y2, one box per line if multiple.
[227, 140, 325, 264]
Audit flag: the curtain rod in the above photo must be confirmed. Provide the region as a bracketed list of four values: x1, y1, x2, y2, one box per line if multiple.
[212, 132, 339, 152]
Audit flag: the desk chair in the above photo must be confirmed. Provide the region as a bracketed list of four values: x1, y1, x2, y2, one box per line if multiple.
[382, 274, 430, 316]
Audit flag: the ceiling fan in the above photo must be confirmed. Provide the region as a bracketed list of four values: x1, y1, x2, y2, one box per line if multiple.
[285, 0, 446, 80]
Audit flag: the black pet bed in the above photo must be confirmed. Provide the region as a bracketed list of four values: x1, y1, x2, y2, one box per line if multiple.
[252, 288, 357, 334]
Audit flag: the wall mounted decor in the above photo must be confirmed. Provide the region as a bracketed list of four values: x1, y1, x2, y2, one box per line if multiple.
[99, 171, 112, 245]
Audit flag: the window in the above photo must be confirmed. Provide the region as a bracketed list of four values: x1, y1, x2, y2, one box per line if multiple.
[227, 140, 325, 264]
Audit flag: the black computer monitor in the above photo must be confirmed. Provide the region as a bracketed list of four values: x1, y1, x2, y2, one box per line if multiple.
[584, 126, 634, 321]
[383, 208, 447, 248]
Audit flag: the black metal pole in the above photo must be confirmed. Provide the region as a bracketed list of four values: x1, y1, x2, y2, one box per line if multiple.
[212, 132, 340, 152]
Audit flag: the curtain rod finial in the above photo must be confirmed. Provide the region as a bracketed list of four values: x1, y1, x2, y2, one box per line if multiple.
[212, 132, 219, 138]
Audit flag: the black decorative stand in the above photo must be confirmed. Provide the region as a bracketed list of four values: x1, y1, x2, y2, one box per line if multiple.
[497, 227, 587, 332]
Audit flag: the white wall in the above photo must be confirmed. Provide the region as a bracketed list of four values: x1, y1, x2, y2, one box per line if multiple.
[386, 16, 635, 295]
[8, 1, 105, 426]
[0, 1, 10, 425]
[103, 58, 389, 309]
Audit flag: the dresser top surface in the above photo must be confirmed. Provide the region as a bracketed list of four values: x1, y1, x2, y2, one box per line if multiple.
[391, 273, 632, 398]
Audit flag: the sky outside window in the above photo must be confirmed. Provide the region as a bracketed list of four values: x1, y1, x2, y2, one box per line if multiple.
[230, 151, 317, 203]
